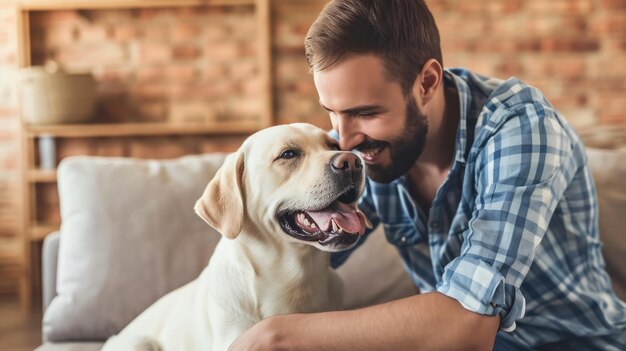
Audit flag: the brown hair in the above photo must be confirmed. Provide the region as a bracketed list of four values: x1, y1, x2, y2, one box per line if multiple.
[305, 0, 442, 95]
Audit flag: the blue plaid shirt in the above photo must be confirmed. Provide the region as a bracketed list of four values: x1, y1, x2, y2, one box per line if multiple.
[331, 68, 626, 349]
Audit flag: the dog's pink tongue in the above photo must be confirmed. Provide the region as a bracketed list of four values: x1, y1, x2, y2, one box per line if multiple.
[306, 202, 366, 235]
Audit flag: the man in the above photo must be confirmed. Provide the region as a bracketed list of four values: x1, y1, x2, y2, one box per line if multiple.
[229, 1, 626, 350]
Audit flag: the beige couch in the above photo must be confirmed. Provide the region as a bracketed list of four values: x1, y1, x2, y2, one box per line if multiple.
[37, 133, 626, 350]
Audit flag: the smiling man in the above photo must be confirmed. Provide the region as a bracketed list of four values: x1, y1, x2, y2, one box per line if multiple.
[228, 1, 626, 350]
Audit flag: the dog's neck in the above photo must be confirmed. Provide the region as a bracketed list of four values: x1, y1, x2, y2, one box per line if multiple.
[234, 226, 332, 282]
[223, 228, 339, 317]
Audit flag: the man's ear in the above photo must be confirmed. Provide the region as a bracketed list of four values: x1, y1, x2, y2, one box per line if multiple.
[413, 58, 442, 106]
[194, 151, 245, 239]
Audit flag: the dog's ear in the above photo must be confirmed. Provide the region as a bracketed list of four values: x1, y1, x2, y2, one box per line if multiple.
[194, 151, 245, 239]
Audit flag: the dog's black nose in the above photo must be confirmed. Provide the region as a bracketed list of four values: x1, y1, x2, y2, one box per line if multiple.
[330, 152, 362, 173]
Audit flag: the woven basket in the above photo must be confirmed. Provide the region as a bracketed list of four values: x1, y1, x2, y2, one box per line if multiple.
[20, 67, 96, 125]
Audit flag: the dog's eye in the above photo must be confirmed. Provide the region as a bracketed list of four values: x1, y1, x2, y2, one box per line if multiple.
[279, 149, 298, 159]
[329, 144, 340, 151]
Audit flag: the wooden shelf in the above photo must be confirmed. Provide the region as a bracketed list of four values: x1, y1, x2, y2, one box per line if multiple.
[0, 264, 23, 283]
[0, 245, 22, 265]
[30, 224, 59, 241]
[15, 0, 273, 312]
[27, 169, 56, 183]
[25, 121, 260, 138]
[18, 0, 255, 11]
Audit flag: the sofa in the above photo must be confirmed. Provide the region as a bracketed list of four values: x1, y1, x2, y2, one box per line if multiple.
[36, 129, 626, 350]
[36, 153, 419, 351]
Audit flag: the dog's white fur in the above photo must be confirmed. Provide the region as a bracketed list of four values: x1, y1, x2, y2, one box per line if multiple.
[102, 123, 366, 351]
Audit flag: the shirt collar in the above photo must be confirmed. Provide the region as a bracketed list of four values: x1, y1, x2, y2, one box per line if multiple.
[444, 69, 473, 165]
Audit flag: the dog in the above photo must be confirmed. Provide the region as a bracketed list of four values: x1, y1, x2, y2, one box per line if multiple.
[101, 123, 372, 351]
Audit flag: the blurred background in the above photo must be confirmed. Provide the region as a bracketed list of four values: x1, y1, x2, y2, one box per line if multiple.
[0, 0, 625, 349]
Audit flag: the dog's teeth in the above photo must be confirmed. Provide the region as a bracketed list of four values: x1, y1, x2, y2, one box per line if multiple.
[303, 217, 311, 227]
[331, 219, 339, 232]
[338, 228, 343, 233]
[364, 215, 373, 229]
[356, 208, 373, 229]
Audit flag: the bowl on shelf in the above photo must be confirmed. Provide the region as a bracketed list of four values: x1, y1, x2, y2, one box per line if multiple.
[19, 64, 96, 125]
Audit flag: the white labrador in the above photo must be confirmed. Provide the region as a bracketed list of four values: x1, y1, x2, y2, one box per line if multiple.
[102, 123, 372, 351]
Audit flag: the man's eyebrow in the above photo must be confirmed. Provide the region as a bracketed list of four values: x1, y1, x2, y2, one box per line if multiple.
[319, 102, 384, 115]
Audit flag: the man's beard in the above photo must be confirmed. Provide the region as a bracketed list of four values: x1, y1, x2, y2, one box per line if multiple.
[357, 95, 428, 183]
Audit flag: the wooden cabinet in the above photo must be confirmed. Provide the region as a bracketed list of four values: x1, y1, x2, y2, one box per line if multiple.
[15, 0, 273, 310]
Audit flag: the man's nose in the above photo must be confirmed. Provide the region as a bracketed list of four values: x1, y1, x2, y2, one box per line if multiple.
[339, 135, 359, 151]
[330, 152, 363, 174]
[333, 115, 363, 151]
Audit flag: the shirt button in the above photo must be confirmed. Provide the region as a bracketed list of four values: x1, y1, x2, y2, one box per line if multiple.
[429, 221, 439, 229]
[401, 236, 407, 243]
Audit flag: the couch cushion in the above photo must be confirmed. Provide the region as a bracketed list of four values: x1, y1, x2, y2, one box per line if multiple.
[44, 154, 418, 342]
[337, 226, 418, 309]
[35, 342, 104, 351]
[586, 146, 626, 301]
[43, 155, 227, 341]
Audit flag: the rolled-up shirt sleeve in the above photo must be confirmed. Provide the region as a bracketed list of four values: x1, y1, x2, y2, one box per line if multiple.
[436, 104, 576, 332]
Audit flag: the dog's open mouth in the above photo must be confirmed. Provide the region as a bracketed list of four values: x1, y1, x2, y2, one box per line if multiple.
[278, 187, 373, 247]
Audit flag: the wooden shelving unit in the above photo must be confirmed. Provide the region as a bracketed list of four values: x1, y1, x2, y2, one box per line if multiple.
[24, 121, 262, 138]
[15, 0, 274, 311]
[27, 169, 57, 183]
[30, 224, 60, 241]
[18, 0, 257, 11]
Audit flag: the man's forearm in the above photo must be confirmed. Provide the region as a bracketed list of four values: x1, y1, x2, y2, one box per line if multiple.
[265, 292, 500, 351]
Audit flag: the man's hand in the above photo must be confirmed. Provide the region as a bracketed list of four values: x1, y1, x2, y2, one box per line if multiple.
[228, 317, 290, 351]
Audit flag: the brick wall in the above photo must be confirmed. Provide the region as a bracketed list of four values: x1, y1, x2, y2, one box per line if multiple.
[0, 5, 19, 235]
[273, 0, 626, 128]
[21, 0, 626, 143]
[272, 1, 330, 128]
[29, 5, 261, 124]
[0, 1, 21, 294]
[434, 0, 626, 127]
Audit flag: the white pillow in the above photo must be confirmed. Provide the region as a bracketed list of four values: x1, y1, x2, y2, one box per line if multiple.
[43, 155, 226, 341]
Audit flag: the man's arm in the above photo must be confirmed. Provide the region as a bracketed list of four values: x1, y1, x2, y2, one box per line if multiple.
[228, 291, 499, 351]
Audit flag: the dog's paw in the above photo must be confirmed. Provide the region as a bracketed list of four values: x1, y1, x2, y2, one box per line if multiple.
[102, 334, 164, 351]
[133, 337, 164, 351]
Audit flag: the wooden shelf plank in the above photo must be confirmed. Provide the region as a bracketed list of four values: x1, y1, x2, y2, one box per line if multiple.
[0, 244, 22, 265]
[18, 0, 255, 11]
[0, 265, 23, 282]
[27, 169, 57, 183]
[16, 0, 273, 311]
[25, 121, 260, 138]
[30, 224, 59, 241]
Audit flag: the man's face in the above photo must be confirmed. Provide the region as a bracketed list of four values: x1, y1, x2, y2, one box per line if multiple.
[313, 54, 428, 183]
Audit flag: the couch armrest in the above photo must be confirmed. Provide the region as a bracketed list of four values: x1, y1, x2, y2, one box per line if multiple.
[42, 231, 60, 313]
